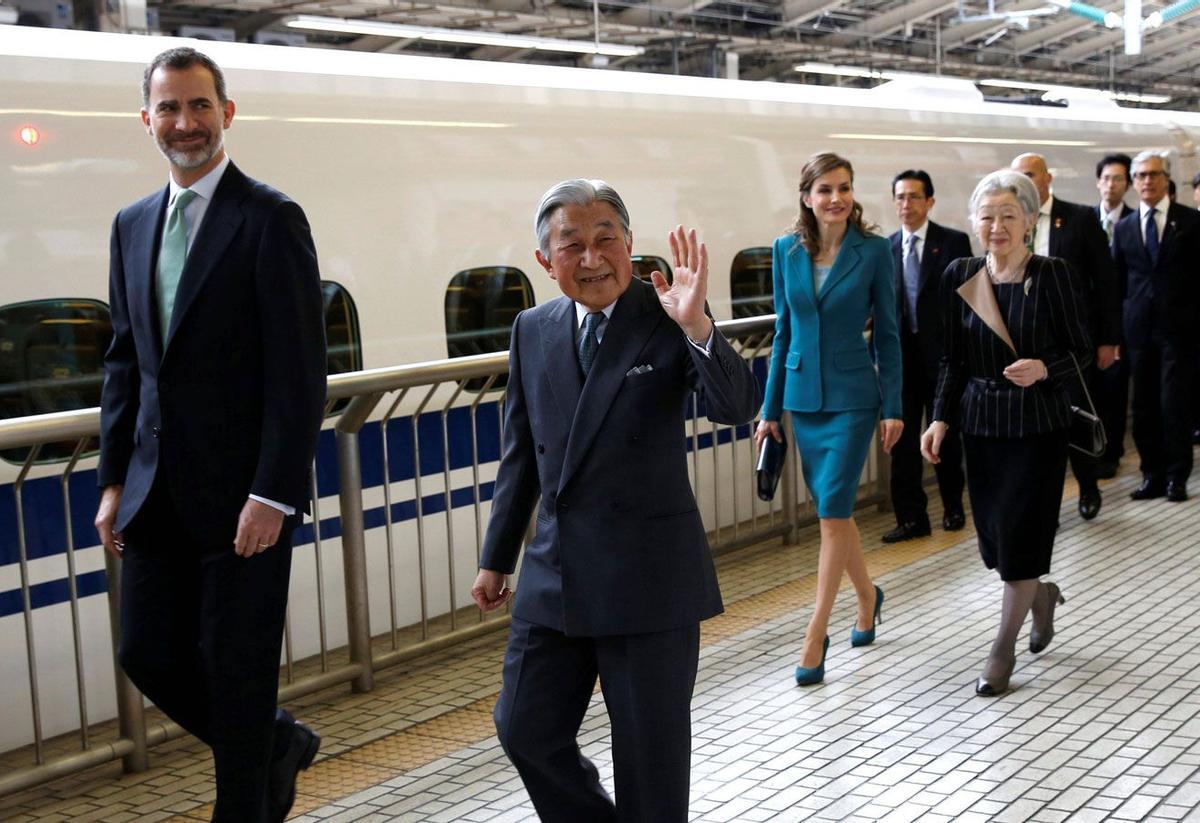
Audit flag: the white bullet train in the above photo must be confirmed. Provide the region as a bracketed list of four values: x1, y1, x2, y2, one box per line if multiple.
[1, 24, 1197, 755]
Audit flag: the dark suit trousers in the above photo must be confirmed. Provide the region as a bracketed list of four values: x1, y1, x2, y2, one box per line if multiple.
[494, 618, 700, 822]
[890, 330, 964, 526]
[1098, 357, 1129, 463]
[118, 478, 295, 823]
[1128, 338, 1195, 484]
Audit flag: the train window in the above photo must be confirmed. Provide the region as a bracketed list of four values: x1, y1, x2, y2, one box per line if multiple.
[631, 255, 672, 285]
[322, 281, 362, 416]
[730, 247, 774, 319]
[0, 299, 113, 464]
[445, 266, 535, 390]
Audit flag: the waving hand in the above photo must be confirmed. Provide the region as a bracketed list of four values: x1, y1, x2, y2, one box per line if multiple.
[651, 225, 713, 344]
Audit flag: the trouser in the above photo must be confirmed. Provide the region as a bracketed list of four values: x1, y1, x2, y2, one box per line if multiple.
[494, 618, 700, 823]
[890, 335, 964, 526]
[1097, 357, 1129, 463]
[118, 476, 295, 823]
[1128, 339, 1195, 484]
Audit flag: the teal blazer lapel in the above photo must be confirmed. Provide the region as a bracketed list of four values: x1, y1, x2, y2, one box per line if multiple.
[163, 165, 246, 355]
[559, 281, 662, 493]
[784, 236, 817, 311]
[817, 229, 864, 303]
[540, 297, 583, 421]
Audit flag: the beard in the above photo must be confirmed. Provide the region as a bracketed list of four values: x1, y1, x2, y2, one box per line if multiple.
[156, 128, 223, 170]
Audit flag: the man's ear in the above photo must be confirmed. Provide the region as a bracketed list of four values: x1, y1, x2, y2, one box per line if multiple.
[535, 248, 555, 279]
[222, 98, 236, 129]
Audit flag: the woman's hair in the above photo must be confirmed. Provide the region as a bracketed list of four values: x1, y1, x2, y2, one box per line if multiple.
[967, 169, 1040, 222]
[790, 152, 877, 256]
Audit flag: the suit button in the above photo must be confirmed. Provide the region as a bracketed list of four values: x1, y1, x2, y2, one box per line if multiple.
[558, 500, 568, 511]
[537, 444, 545, 454]
[151, 425, 160, 438]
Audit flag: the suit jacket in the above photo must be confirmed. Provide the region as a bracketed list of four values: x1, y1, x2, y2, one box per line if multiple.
[478, 279, 758, 637]
[888, 221, 974, 379]
[933, 256, 1092, 438]
[99, 163, 328, 545]
[1047, 197, 1121, 346]
[762, 227, 902, 421]
[1112, 202, 1200, 349]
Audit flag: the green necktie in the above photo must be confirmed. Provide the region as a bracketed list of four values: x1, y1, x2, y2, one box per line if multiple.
[157, 188, 199, 338]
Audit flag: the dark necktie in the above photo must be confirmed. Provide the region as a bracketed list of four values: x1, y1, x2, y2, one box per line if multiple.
[578, 311, 601, 376]
[903, 235, 920, 333]
[1145, 207, 1160, 267]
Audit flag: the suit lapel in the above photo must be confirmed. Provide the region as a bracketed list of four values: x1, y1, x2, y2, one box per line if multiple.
[919, 223, 941, 294]
[1048, 200, 1064, 259]
[817, 229, 863, 303]
[163, 165, 247, 355]
[133, 187, 170, 359]
[539, 297, 583, 422]
[559, 282, 662, 493]
[956, 266, 1017, 355]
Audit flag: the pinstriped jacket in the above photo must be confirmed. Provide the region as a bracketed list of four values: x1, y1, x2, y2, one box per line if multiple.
[932, 256, 1092, 439]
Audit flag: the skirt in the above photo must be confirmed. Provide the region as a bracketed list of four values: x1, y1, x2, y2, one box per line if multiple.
[790, 408, 878, 519]
[963, 430, 1069, 582]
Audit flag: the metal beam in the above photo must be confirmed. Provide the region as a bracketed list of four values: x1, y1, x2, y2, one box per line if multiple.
[939, 1, 1062, 50]
[775, 0, 848, 31]
[1007, 3, 1121, 55]
[618, 0, 715, 26]
[817, 0, 958, 46]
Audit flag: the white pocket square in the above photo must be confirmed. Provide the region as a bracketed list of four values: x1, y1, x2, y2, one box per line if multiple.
[626, 364, 655, 376]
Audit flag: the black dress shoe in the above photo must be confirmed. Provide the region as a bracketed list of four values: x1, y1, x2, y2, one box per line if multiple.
[269, 720, 321, 823]
[1078, 488, 1101, 520]
[942, 508, 966, 531]
[882, 521, 931, 543]
[1130, 479, 1166, 501]
[1167, 481, 1189, 503]
[1096, 460, 1119, 480]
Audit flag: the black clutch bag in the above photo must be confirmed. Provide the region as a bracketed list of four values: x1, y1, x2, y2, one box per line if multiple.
[756, 429, 788, 502]
[1068, 353, 1107, 458]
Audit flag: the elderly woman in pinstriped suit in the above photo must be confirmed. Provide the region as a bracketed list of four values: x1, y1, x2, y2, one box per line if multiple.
[921, 170, 1091, 697]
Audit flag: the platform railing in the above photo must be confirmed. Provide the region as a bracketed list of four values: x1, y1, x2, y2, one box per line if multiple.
[0, 313, 887, 797]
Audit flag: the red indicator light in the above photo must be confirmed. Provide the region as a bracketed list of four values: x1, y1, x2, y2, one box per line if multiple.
[19, 125, 40, 146]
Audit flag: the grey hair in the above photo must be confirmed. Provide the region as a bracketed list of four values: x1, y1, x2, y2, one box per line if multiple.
[1132, 149, 1171, 177]
[534, 179, 631, 258]
[968, 169, 1041, 222]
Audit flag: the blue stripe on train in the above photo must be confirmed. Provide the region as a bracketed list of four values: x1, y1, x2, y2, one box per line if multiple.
[0, 363, 764, 618]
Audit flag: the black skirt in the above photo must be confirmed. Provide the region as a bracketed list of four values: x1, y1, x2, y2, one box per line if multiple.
[962, 430, 1069, 581]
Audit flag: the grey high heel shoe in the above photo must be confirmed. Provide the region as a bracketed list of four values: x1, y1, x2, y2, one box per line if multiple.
[1029, 582, 1065, 654]
[975, 654, 1015, 697]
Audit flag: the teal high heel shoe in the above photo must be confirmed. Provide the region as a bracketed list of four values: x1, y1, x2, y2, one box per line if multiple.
[850, 585, 884, 648]
[794, 636, 829, 686]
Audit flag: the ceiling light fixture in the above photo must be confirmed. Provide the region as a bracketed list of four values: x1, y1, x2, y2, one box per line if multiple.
[979, 79, 1170, 105]
[284, 15, 644, 57]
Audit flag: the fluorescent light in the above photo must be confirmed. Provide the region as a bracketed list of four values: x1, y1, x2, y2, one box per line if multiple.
[980, 79, 1169, 105]
[828, 133, 1096, 147]
[285, 14, 644, 58]
[794, 62, 885, 79]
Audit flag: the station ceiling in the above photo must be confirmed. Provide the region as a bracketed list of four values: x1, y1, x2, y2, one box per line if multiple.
[141, 1, 1200, 108]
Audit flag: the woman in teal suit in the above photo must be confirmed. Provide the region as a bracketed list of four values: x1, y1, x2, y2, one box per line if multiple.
[754, 152, 904, 686]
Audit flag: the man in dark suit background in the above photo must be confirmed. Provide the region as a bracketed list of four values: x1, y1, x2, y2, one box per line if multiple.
[1012, 153, 1121, 520]
[471, 179, 757, 820]
[1094, 153, 1136, 477]
[94, 48, 327, 822]
[883, 170, 972, 543]
[1114, 150, 1200, 502]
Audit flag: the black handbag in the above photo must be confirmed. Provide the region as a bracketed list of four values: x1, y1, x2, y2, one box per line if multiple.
[756, 429, 788, 502]
[1067, 353, 1107, 458]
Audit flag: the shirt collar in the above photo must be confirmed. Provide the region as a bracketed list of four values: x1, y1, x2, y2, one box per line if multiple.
[168, 154, 231, 206]
[1140, 196, 1170, 218]
[1101, 202, 1125, 221]
[1039, 195, 1053, 218]
[902, 221, 929, 245]
[574, 299, 617, 328]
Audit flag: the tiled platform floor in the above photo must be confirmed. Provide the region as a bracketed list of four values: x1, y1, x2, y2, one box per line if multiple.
[5, 457, 1200, 822]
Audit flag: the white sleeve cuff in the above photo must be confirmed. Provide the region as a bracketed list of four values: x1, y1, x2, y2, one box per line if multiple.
[687, 328, 715, 358]
[249, 494, 296, 517]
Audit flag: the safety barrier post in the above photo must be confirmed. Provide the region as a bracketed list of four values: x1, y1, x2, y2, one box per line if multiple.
[103, 551, 148, 773]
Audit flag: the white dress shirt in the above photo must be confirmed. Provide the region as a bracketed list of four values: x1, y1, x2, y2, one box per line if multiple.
[1034, 196, 1053, 257]
[161, 156, 295, 518]
[1139, 196, 1170, 244]
[1100, 203, 1126, 241]
[901, 221, 929, 263]
[574, 297, 713, 356]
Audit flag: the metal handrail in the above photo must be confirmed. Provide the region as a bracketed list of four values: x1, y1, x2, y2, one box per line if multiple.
[0, 312, 889, 799]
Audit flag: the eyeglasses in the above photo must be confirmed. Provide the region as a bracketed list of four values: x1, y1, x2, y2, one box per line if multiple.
[1132, 170, 1166, 181]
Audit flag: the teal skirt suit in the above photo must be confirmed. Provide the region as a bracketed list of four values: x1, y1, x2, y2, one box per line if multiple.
[761, 228, 903, 518]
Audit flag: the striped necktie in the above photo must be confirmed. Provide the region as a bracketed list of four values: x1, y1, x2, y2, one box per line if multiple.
[903, 235, 921, 334]
[157, 188, 199, 337]
[578, 311, 601, 376]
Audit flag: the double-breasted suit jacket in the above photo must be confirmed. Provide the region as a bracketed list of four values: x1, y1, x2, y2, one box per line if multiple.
[762, 227, 903, 422]
[479, 278, 758, 637]
[99, 162, 327, 545]
[889, 221, 974, 379]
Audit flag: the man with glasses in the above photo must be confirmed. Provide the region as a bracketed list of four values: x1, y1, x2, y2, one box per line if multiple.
[1113, 151, 1200, 502]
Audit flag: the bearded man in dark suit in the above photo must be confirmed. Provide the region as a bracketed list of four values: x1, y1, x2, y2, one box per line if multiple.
[883, 170, 973, 543]
[94, 48, 327, 822]
[471, 179, 757, 821]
